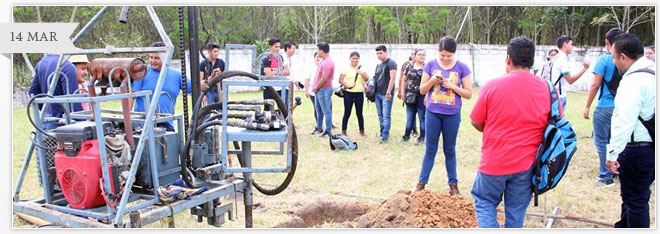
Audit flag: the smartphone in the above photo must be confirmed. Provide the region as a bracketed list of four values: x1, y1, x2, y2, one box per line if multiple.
[434, 73, 444, 81]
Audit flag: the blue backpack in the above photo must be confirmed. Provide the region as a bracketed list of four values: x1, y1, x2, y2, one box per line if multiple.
[531, 80, 578, 206]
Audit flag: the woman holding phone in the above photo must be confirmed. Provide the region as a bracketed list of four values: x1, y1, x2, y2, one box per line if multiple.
[339, 51, 369, 136]
[416, 36, 473, 196]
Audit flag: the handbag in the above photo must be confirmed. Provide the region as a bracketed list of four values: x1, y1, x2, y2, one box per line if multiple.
[404, 92, 417, 105]
[334, 87, 344, 98]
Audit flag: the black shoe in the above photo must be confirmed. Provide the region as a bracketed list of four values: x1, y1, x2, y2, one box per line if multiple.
[379, 138, 388, 144]
[594, 179, 615, 188]
[311, 129, 320, 135]
[319, 132, 330, 138]
[402, 136, 410, 142]
[416, 137, 425, 145]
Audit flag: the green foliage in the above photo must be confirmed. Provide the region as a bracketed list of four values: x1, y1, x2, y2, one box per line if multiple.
[11, 6, 656, 87]
[254, 38, 269, 55]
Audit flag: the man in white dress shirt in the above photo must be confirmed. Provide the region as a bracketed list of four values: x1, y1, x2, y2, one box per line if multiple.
[606, 33, 655, 228]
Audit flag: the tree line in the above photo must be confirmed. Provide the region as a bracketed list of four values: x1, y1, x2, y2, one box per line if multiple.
[12, 6, 655, 88]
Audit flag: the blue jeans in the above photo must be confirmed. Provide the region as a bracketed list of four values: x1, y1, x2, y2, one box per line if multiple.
[206, 91, 219, 105]
[374, 93, 393, 140]
[404, 95, 426, 138]
[418, 110, 460, 185]
[471, 167, 533, 228]
[615, 144, 655, 228]
[593, 107, 614, 181]
[314, 88, 333, 134]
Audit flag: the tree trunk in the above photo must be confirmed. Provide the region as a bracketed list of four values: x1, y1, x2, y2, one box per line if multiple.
[36, 6, 41, 22]
[70, 6, 78, 23]
[313, 6, 318, 45]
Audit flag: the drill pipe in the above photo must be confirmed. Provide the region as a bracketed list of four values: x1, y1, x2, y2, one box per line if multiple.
[227, 99, 276, 109]
[227, 105, 262, 112]
[226, 120, 286, 131]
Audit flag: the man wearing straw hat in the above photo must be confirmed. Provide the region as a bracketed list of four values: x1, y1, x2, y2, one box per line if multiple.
[68, 54, 90, 110]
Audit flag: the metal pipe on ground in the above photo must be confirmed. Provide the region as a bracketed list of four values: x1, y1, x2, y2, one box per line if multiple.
[14, 212, 50, 226]
[496, 208, 614, 227]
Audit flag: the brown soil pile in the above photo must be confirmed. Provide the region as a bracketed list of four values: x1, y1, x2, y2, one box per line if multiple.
[411, 189, 478, 228]
[356, 190, 421, 228]
[356, 189, 478, 228]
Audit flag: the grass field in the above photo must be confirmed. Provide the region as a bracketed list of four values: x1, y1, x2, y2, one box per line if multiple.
[12, 88, 655, 228]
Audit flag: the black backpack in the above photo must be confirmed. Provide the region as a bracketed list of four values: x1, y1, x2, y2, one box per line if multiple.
[366, 65, 385, 103]
[598, 66, 624, 100]
[628, 68, 655, 143]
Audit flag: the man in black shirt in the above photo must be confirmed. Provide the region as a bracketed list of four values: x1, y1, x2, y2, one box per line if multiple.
[373, 45, 398, 143]
[200, 42, 225, 105]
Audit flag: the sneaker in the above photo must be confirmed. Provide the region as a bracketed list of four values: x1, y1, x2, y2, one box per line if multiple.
[416, 137, 425, 145]
[595, 179, 615, 188]
[319, 132, 329, 138]
[310, 129, 320, 135]
[379, 139, 388, 144]
[596, 175, 617, 181]
[402, 136, 410, 142]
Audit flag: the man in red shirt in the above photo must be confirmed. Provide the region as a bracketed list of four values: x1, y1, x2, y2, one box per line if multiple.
[469, 36, 562, 228]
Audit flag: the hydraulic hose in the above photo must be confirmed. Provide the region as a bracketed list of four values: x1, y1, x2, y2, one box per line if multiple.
[181, 70, 298, 195]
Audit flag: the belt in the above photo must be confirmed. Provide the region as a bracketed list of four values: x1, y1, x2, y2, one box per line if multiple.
[627, 142, 653, 147]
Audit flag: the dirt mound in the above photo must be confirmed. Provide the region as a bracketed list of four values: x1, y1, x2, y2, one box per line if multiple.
[274, 200, 372, 228]
[356, 190, 421, 228]
[356, 189, 478, 228]
[412, 190, 478, 228]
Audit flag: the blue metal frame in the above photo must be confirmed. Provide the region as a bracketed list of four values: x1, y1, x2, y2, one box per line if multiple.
[13, 7, 294, 228]
[13, 6, 192, 227]
[220, 79, 295, 175]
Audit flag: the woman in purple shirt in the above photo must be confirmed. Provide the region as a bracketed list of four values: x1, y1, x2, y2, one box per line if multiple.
[416, 36, 473, 196]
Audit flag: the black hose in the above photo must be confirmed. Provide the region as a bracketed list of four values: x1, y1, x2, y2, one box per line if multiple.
[26, 94, 72, 147]
[29, 131, 58, 151]
[236, 124, 298, 196]
[182, 70, 297, 195]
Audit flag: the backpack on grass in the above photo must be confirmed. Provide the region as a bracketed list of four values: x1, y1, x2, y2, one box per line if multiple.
[329, 134, 358, 150]
[531, 80, 578, 206]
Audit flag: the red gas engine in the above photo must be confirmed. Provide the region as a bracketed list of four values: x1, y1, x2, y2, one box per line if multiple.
[51, 122, 121, 209]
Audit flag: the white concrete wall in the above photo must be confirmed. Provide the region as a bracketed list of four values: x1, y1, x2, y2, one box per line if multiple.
[290, 44, 605, 92]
